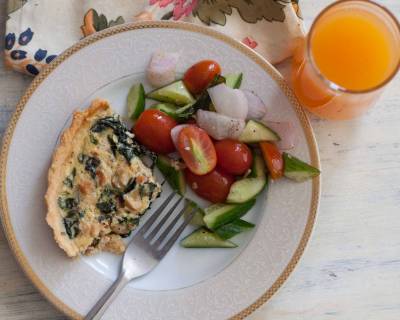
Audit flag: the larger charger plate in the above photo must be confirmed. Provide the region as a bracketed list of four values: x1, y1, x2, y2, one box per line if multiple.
[0, 21, 320, 320]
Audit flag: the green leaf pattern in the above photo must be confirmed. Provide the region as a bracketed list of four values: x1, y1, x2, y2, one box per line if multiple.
[194, 0, 287, 26]
[91, 9, 125, 32]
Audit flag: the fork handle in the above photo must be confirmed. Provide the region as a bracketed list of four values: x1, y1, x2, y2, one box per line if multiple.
[85, 272, 130, 320]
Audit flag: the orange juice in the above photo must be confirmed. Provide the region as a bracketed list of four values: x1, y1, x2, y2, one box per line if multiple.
[292, 1, 400, 120]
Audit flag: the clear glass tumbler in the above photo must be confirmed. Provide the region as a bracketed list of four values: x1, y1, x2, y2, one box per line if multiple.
[291, 0, 400, 120]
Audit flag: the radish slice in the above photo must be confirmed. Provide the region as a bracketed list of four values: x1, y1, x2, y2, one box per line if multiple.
[170, 124, 189, 149]
[242, 90, 268, 120]
[196, 110, 245, 140]
[147, 50, 180, 88]
[262, 119, 296, 150]
[208, 84, 248, 120]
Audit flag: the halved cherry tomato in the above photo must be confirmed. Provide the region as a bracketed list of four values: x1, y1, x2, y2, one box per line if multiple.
[260, 142, 283, 180]
[185, 168, 234, 203]
[183, 60, 222, 95]
[177, 125, 217, 175]
[215, 139, 253, 176]
[133, 109, 177, 154]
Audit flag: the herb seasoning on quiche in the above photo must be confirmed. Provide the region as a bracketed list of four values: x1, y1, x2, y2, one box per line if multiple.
[45, 100, 161, 257]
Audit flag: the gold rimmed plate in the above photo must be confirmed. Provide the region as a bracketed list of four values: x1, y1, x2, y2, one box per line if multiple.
[0, 21, 320, 320]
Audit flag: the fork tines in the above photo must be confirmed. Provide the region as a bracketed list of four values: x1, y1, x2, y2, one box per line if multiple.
[134, 192, 198, 258]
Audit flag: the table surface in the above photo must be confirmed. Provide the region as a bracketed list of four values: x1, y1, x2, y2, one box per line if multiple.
[1, 0, 400, 319]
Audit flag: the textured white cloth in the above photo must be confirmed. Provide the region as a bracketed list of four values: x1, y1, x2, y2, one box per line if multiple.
[5, 0, 304, 76]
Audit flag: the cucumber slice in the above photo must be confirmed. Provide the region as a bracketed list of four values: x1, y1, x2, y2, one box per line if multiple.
[239, 120, 280, 143]
[283, 152, 320, 182]
[180, 227, 237, 248]
[127, 83, 145, 120]
[156, 155, 185, 195]
[225, 73, 243, 89]
[249, 152, 266, 179]
[174, 102, 196, 121]
[203, 200, 256, 230]
[147, 80, 195, 106]
[227, 177, 266, 204]
[215, 219, 254, 239]
[183, 200, 205, 226]
[150, 103, 179, 119]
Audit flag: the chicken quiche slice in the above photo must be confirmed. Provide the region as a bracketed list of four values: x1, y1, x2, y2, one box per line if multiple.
[45, 99, 161, 257]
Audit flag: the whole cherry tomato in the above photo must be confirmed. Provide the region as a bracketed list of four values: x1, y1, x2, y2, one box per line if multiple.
[133, 109, 177, 154]
[183, 60, 222, 94]
[177, 125, 217, 175]
[260, 141, 283, 180]
[215, 139, 253, 175]
[185, 168, 235, 203]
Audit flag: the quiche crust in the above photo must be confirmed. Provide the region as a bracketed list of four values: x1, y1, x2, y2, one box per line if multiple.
[45, 99, 160, 257]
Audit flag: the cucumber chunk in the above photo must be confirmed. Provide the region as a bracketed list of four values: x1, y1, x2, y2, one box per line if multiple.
[225, 73, 243, 89]
[227, 177, 266, 204]
[180, 227, 237, 248]
[174, 102, 196, 121]
[249, 152, 266, 179]
[147, 80, 195, 106]
[150, 103, 179, 119]
[127, 83, 145, 120]
[183, 200, 205, 226]
[203, 200, 256, 230]
[156, 155, 185, 195]
[283, 152, 320, 182]
[215, 219, 254, 239]
[239, 120, 280, 143]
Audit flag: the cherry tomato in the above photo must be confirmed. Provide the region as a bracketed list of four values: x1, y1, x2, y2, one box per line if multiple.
[133, 109, 177, 154]
[185, 168, 235, 203]
[260, 142, 283, 180]
[215, 139, 253, 175]
[183, 60, 222, 95]
[177, 125, 217, 175]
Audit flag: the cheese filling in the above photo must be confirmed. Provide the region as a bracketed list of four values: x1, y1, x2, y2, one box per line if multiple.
[57, 111, 161, 255]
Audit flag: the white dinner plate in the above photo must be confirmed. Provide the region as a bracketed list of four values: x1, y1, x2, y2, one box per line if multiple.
[0, 21, 320, 320]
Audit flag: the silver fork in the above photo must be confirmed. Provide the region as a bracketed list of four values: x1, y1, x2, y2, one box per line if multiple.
[85, 192, 197, 320]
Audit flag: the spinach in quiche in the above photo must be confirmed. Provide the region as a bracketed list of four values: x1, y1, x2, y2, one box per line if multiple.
[91, 115, 157, 167]
[47, 100, 161, 257]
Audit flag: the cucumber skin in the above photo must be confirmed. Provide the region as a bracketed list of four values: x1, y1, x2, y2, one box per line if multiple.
[249, 153, 266, 179]
[183, 200, 205, 226]
[215, 219, 255, 239]
[156, 156, 186, 195]
[225, 73, 243, 89]
[204, 199, 256, 230]
[239, 120, 280, 143]
[150, 103, 179, 120]
[127, 83, 145, 120]
[180, 228, 237, 248]
[226, 177, 266, 204]
[283, 152, 320, 182]
[146, 80, 194, 106]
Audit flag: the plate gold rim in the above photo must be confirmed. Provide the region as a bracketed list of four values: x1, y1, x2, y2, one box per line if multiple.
[0, 21, 320, 320]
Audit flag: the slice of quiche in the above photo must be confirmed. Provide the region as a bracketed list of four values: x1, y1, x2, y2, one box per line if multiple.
[45, 99, 161, 257]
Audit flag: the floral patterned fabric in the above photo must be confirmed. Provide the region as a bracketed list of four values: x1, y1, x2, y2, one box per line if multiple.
[5, 0, 304, 76]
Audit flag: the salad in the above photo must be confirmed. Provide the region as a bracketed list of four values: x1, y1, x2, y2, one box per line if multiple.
[126, 52, 320, 249]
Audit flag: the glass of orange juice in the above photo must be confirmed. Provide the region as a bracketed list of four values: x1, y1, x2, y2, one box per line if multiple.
[292, 0, 400, 120]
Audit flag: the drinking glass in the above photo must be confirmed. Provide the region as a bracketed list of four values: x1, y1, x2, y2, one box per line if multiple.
[291, 0, 400, 120]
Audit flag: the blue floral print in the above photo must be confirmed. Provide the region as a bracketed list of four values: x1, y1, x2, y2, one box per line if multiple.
[5, 33, 15, 50]
[10, 50, 27, 60]
[4, 28, 57, 76]
[34, 49, 47, 61]
[18, 27, 33, 45]
[45, 55, 57, 63]
[26, 64, 39, 75]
